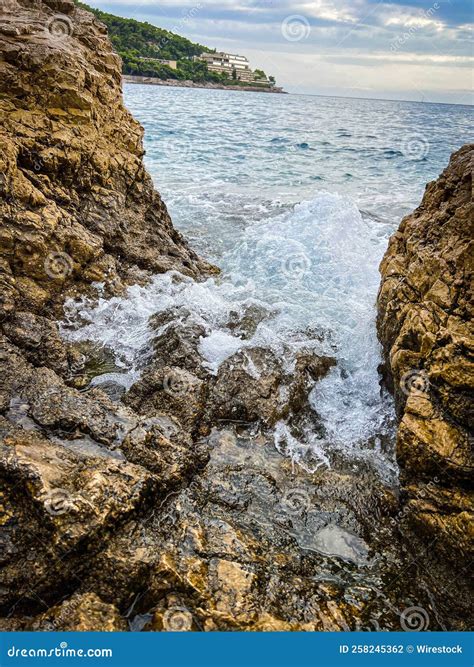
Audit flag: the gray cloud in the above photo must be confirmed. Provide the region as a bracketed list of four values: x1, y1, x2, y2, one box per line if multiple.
[92, 0, 474, 103]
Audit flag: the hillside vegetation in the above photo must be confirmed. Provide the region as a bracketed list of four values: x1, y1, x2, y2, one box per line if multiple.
[76, 2, 271, 84]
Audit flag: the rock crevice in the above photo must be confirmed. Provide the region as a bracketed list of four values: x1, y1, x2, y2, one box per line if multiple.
[1, 0, 471, 632]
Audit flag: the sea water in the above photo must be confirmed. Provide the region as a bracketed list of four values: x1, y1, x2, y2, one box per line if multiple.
[63, 87, 472, 479]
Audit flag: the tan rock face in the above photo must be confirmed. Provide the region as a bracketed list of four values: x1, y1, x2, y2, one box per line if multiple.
[0, 0, 214, 625]
[377, 144, 474, 616]
[0, 0, 216, 320]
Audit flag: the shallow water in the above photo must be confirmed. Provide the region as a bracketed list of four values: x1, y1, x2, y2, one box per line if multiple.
[63, 87, 472, 482]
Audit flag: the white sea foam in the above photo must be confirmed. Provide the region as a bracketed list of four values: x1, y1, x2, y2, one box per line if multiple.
[62, 190, 396, 477]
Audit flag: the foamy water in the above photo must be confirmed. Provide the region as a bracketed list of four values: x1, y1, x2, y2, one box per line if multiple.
[62, 88, 472, 480]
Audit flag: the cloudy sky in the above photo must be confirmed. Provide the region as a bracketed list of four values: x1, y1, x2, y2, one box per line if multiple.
[90, 0, 473, 104]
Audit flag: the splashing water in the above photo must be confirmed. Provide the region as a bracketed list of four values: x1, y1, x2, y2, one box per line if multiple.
[62, 191, 395, 477]
[62, 89, 471, 480]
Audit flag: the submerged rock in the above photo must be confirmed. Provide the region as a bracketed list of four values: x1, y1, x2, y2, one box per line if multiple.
[377, 144, 474, 623]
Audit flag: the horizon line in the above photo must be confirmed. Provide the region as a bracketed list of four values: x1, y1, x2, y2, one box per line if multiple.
[122, 80, 474, 107]
[288, 91, 474, 107]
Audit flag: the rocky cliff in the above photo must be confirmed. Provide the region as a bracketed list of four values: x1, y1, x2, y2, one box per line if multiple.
[377, 144, 473, 620]
[0, 0, 214, 323]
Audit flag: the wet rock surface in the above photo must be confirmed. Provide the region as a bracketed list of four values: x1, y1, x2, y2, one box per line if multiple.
[0, 309, 456, 631]
[125, 315, 337, 436]
[0, 593, 127, 631]
[0, 248, 441, 631]
[35, 429, 442, 632]
[377, 144, 474, 622]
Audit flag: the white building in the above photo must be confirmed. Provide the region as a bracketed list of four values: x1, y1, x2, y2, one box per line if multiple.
[195, 52, 256, 82]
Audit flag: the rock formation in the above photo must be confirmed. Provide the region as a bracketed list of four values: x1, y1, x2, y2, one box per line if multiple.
[377, 144, 474, 622]
[0, 0, 215, 323]
[0, 0, 214, 628]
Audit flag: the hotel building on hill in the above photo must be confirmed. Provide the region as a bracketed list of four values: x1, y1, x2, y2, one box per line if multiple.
[194, 52, 263, 83]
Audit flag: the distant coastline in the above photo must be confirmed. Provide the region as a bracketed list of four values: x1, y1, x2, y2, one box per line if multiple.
[123, 75, 287, 94]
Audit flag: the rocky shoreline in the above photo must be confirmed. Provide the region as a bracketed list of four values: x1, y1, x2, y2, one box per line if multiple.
[0, 0, 471, 632]
[377, 144, 474, 620]
[122, 75, 287, 94]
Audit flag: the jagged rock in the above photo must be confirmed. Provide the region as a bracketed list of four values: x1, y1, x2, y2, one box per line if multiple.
[127, 338, 336, 433]
[0, 0, 216, 322]
[206, 348, 336, 426]
[206, 348, 288, 425]
[2, 427, 154, 536]
[125, 365, 208, 435]
[148, 309, 209, 378]
[0, 340, 132, 447]
[121, 418, 209, 485]
[0, 0, 220, 621]
[1, 311, 70, 375]
[30, 592, 127, 631]
[124, 311, 213, 432]
[0, 427, 157, 609]
[128, 306, 336, 433]
[377, 143, 474, 622]
[1, 0, 468, 634]
[0, 339, 206, 615]
[289, 352, 337, 414]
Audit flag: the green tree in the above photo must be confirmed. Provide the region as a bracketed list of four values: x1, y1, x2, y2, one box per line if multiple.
[75, 1, 273, 85]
